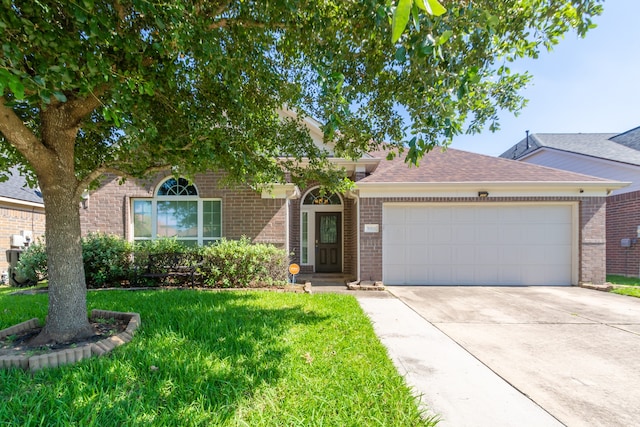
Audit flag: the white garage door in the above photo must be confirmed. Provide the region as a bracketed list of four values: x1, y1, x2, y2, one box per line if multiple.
[382, 204, 574, 286]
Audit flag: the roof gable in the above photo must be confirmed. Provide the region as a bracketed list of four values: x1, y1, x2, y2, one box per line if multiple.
[610, 126, 640, 150]
[500, 129, 640, 166]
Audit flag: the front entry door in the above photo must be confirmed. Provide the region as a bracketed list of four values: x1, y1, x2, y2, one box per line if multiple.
[315, 212, 342, 273]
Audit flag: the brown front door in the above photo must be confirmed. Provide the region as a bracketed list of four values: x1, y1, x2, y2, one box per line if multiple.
[315, 212, 342, 273]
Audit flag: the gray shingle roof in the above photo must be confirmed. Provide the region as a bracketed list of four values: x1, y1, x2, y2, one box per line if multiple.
[610, 126, 640, 150]
[0, 167, 43, 205]
[500, 131, 640, 166]
[360, 148, 615, 183]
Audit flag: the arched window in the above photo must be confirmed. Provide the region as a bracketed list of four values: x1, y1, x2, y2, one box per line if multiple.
[157, 177, 198, 196]
[303, 188, 342, 205]
[132, 177, 221, 246]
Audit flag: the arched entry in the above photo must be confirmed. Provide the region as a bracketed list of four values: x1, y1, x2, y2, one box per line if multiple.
[300, 187, 343, 273]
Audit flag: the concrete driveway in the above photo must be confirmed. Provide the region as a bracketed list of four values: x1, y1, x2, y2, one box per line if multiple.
[387, 286, 640, 427]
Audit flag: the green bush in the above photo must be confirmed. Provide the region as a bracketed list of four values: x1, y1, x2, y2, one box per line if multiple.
[82, 232, 134, 288]
[15, 239, 48, 285]
[199, 237, 289, 288]
[16, 233, 134, 288]
[16, 236, 289, 289]
[131, 239, 197, 287]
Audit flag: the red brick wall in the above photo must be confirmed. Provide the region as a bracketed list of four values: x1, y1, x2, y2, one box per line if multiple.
[579, 197, 607, 284]
[343, 198, 356, 278]
[0, 203, 46, 272]
[358, 196, 607, 285]
[80, 172, 287, 247]
[606, 190, 640, 277]
[360, 197, 383, 281]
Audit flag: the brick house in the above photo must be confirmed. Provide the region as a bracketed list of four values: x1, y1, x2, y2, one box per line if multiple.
[0, 167, 46, 274]
[501, 127, 640, 277]
[80, 137, 624, 286]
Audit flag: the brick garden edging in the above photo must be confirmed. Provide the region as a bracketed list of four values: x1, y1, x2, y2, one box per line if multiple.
[0, 310, 141, 371]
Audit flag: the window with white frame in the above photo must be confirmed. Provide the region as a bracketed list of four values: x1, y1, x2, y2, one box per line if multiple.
[132, 177, 221, 246]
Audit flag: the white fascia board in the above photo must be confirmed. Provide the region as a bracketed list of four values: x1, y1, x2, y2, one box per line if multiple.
[356, 181, 630, 198]
[0, 196, 45, 209]
[261, 183, 299, 199]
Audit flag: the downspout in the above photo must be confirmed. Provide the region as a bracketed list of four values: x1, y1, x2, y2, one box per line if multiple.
[285, 186, 301, 258]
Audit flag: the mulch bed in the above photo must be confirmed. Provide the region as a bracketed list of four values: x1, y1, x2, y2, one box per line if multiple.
[0, 318, 127, 358]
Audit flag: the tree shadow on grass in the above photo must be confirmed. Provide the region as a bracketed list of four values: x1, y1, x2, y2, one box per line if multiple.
[0, 290, 328, 426]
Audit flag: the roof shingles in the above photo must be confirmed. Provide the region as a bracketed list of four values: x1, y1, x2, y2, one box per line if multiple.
[361, 148, 615, 184]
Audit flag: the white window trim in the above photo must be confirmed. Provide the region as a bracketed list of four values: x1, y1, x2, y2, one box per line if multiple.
[300, 187, 344, 268]
[130, 178, 222, 245]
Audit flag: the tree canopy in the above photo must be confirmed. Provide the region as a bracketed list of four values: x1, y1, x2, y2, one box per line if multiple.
[0, 0, 603, 343]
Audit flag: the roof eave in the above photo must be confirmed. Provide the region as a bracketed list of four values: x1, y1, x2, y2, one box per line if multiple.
[356, 181, 629, 198]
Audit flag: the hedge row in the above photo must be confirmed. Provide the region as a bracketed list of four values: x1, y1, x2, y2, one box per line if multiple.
[16, 233, 290, 289]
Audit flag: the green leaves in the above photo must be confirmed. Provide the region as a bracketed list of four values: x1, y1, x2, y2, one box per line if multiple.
[392, 0, 447, 42]
[0, 69, 25, 100]
[392, 0, 412, 43]
[416, 0, 447, 16]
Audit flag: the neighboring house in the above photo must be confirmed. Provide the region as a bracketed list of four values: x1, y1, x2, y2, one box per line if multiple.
[0, 167, 46, 274]
[80, 126, 625, 286]
[501, 127, 640, 277]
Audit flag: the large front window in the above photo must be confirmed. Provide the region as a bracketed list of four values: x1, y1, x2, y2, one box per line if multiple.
[132, 177, 221, 245]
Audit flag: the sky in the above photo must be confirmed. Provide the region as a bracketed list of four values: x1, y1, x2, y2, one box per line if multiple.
[448, 0, 640, 157]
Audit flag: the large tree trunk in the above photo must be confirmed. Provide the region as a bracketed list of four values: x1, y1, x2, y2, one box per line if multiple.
[28, 104, 96, 345]
[30, 181, 95, 345]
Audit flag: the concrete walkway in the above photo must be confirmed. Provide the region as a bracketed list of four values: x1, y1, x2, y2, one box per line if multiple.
[356, 294, 562, 426]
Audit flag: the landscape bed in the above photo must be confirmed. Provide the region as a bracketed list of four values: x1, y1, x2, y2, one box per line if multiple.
[0, 287, 436, 426]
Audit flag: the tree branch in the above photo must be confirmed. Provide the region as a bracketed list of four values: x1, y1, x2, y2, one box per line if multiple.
[0, 97, 51, 165]
[63, 84, 109, 125]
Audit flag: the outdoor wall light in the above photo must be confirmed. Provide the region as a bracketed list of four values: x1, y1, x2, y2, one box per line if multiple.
[478, 191, 489, 198]
[81, 190, 90, 209]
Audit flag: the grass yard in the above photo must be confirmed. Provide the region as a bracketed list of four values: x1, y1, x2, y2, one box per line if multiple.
[607, 275, 640, 298]
[0, 287, 435, 427]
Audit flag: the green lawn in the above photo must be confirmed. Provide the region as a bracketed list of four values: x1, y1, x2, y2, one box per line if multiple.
[607, 275, 640, 298]
[0, 287, 436, 426]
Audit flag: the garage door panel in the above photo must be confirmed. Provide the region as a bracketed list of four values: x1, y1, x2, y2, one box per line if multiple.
[475, 265, 499, 283]
[384, 225, 406, 245]
[499, 265, 522, 284]
[384, 246, 406, 265]
[406, 208, 428, 223]
[477, 225, 499, 244]
[405, 227, 427, 245]
[453, 208, 476, 223]
[476, 245, 498, 264]
[429, 246, 452, 264]
[384, 207, 406, 224]
[430, 207, 453, 222]
[383, 204, 573, 286]
[453, 224, 477, 243]
[544, 245, 572, 265]
[430, 225, 453, 244]
[498, 224, 523, 242]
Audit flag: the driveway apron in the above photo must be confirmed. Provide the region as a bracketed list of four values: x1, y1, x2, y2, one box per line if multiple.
[381, 286, 640, 427]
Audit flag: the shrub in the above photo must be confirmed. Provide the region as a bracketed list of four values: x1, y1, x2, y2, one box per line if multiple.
[131, 239, 197, 287]
[16, 233, 134, 288]
[82, 232, 134, 288]
[15, 239, 48, 285]
[199, 237, 289, 288]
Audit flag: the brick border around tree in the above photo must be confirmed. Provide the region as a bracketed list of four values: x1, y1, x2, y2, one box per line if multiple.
[0, 310, 141, 371]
